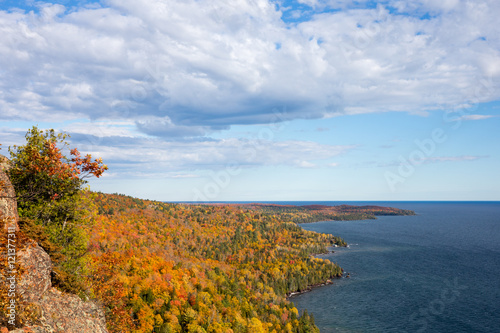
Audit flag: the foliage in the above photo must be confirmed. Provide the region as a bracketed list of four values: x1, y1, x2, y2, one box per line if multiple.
[8, 126, 106, 212]
[6, 126, 107, 295]
[2, 128, 416, 332]
[87, 194, 344, 332]
[250, 204, 415, 225]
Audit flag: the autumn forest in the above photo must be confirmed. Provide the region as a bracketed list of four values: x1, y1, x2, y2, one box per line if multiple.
[0, 127, 414, 333]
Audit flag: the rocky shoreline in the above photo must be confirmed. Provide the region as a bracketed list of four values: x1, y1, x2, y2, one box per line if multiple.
[286, 278, 336, 298]
[286, 243, 352, 299]
[286, 269, 352, 299]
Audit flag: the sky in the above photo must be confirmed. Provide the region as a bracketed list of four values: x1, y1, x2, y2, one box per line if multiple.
[0, 0, 499, 201]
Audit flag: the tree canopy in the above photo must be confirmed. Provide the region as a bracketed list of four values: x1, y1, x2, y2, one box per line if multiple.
[7, 126, 107, 294]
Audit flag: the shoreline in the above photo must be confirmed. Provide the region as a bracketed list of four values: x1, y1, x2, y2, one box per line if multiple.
[286, 277, 337, 298]
[286, 236, 351, 299]
[286, 247, 349, 299]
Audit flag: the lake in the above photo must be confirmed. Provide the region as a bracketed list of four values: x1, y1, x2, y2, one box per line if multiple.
[288, 202, 500, 333]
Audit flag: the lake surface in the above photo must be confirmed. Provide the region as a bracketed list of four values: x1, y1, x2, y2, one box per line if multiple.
[286, 202, 500, 333]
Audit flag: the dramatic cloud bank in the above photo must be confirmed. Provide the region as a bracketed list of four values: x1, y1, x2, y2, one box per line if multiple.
[1, 0, 500, 138]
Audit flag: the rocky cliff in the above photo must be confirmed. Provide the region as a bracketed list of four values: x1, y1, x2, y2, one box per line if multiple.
[0, 159, 108, 332]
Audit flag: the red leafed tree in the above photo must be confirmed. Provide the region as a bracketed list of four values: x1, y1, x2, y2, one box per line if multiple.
[6, 126, 108, 295]
[7, 127, 107, 204]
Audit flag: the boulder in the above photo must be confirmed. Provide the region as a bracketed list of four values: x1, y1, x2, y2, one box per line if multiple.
[16, 241, 52, 304]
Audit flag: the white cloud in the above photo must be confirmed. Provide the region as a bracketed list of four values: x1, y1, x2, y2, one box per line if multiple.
[0, 124, 353, 175]
[424, 155, 488, 163]
[458, 114, 497, 121]
[0, 0, 499, 137]
[379, 155, 488, 167]
[69, 135, 355, 176]
[296, 160, 317, 168]
[296, 0, 374, 10]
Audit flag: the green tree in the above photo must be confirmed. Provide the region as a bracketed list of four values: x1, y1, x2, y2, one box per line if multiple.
[8, 126, 107, 295]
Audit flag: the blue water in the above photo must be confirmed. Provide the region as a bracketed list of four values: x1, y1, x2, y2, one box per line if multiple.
[284, 202, 500, 333]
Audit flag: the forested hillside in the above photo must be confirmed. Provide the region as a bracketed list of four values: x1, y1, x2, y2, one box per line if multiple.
[87, 193, 344, 332]
[244, 203, 415, 224]
[2, 127, 415, 333]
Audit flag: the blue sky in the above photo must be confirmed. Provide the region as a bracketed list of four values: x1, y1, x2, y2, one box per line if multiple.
[1, 0, 499, 201]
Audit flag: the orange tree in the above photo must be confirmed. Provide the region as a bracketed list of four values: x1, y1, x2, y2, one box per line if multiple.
[7, 126, 107, 295]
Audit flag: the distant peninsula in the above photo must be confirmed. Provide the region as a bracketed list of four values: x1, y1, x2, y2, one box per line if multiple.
[217, 202, 416, 224]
